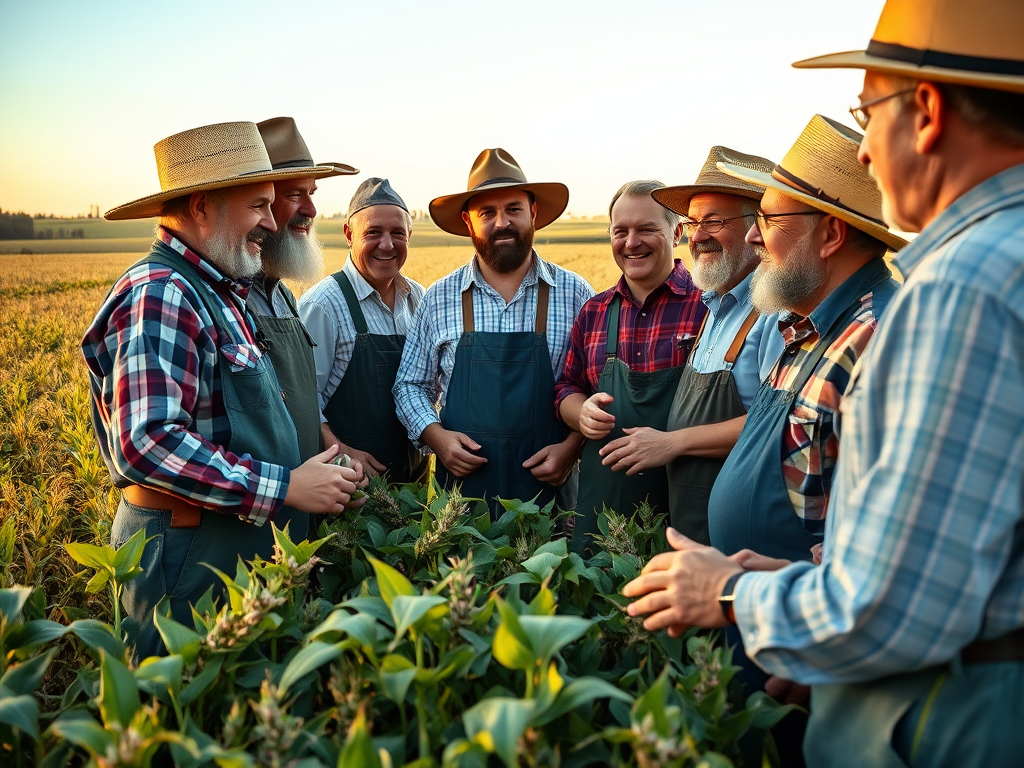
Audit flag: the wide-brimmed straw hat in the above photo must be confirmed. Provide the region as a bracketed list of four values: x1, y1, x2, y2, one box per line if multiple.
[105, 122, 340, 220]
[256, 117, 358, 177]
[793, 0, 1024, 95]
[429, 148, 568, 236]
[652, 146, 776, 215]
[717, 115, 908, 251]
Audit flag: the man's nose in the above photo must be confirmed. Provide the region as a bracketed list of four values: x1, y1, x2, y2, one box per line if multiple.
[690, 226, 710, 243]
[745, 222, 762, 245]
[625, 229, 643, 249]
[378, 232, 394, 251]
[300, 195, 317, 220]
[261, 210, 278, 233]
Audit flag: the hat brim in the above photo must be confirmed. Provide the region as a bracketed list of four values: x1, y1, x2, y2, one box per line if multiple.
[319, 162, 360, 177]
[652, 184, 766, 216]
[716, 161, 909, 251]
[105, 164, 342, 220]
[429, 181, 569, 236]
[793, 50, 1024, 95]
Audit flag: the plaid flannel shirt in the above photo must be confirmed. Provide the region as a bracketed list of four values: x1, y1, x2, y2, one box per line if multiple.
[81, 227, 288, 525]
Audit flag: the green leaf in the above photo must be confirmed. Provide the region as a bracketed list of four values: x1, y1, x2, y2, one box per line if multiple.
[136, 655, 185, 697]
[0, 647, 56, 697]
[494, 572, 542, 587]
[518, 615, 592, 663]
[533, 676, 634, 726]
[378, 654, 417, 704]
[278, 641, 341, 696]
[98, 649, 141, 728]
[4, 619, 69, 653]
[532, 539, 568, 557]
[48, 715, 115, 755]
[340, 596, 394, 627]
[462, 696, 535, 768]
[309, 610, 378, 649]
[338, 707, 382, 768]
[202, 564, 246, 613]
[0, 586, 33, 623]
[111, 528, 153, 580]
[84, 569, 112, 594]
[367, 555, 415, 609]
[491, 598, 535, 672]
[66, 619, 126, 661]
[391, 594, 447, 641]
[153, 610, 203, 666]
[271, 521, 301, 563]
[180, 655, 223, 707]
[632, 667, 673, 736]
[0, 694, 41, 741]
[527, 586, 556, 616]
[64, 541, 116, 570]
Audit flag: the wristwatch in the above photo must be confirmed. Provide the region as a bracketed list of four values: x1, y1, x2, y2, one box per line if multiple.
[719, 571, 744, 624]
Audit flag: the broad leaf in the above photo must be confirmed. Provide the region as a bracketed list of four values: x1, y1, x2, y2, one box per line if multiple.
[518, 615, 592, 663]
[64, 541, 115, 570]
[463, 696, 535, 768]
[338, 707, 382, 768]
[0, 586, 33, 623]
[98, 649, 140, 728]
[367, 555, 415, 609]
[391, 594, 447, 641]
[180, 655, 224, 707]
[491, 598, 535, 672]
[309, 610, 378, 649]
[153, 611, 203, 666]
[278, 641, 341, 696]
[0, 694, 40, 741]
[136, 654, 185, 697]
[111, 528, 152, 580]
[378, 654, 417, 704]
[67, 619, 126, 661]
[340, 596, 394, 627]
[0, 647, 56, 697]
[4, 619, 68, 653]
[533, 676, 634, 726]
[48, 716, 114, 755]
[84, 569, 112, 594]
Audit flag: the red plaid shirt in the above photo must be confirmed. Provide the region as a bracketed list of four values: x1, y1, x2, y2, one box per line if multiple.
[554, 260, 706, 414]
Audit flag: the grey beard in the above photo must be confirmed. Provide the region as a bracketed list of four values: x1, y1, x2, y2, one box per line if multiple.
[206, 225, 262, 279]
[690, 242, 756, 295]
[749, 244, 824, 315]
[260, 222, 324, 283]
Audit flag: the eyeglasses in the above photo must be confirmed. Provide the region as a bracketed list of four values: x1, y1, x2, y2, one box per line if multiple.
[754, 209, 823, 230]
[848, 88, 915, 129]
[681, 213, 754, 237]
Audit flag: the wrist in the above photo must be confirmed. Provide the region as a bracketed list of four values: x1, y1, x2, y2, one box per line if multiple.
[718, 570, 744, 625]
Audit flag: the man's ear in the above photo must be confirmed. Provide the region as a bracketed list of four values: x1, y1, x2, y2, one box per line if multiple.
[819, 216, 846, 260]
[189, 191, 210, 223]
[343, 221, 354, 247]
[672, 220, 684, 247]
[530, 201, 538, 224]
[913, 82, 945, 155]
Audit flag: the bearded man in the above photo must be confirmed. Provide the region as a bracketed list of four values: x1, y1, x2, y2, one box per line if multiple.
[250, 117, 359, 468]
[82, 122, 364, 659]
[594, 148, 785, 545]
[393, 148, 593, 516]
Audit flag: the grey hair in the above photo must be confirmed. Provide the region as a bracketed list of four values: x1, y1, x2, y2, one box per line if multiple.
[158, 189, 228, 228]
[609, 180, 679, 229]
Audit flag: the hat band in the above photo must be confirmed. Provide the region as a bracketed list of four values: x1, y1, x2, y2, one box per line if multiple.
[774, 165, 885, 225]
[866, 39, 1024, 76]
[471, 176, 526, 190]
[271, 158, 316, 170]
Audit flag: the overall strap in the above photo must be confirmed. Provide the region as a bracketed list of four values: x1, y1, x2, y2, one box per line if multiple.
[535, 280, 550, 334]
[686, 311, 711, 364]
[604, 294, 622, 358]
[332, 270, 369, 335]
[786, 299, 865, 398]
[461, 288, 475, 334]
[277, 281, 300, 317]
[723, 308, 761, 367]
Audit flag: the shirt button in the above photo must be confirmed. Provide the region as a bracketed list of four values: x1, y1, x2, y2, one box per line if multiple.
[641, 312, 646, 317]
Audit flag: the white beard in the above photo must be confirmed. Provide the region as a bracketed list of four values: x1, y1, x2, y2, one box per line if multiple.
[261, 220, 325, 284]
[749, 239, 825, 315]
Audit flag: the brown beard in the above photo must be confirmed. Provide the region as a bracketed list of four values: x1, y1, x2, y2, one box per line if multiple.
[472, 223, 535, 274]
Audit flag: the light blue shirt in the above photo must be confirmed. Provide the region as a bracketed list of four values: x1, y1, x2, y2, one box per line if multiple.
[735, 162, 1024, 684]
[393, 252, 593, 444]
[689, 271, 785, 409]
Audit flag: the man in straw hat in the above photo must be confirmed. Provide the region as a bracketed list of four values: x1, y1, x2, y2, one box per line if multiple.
[394, 148, 593, 516]
[554, 180, 706, 555]
[246, 117, 359, 479]
[82, 122, 365, 659]
[593, 148, 785, 546]
[624, 0, 1024, 763]
[300, 177, 429, 485]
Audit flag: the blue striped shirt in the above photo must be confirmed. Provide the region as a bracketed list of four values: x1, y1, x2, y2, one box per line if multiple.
[393, 252, 594, 444]
[735, 162, 1024, 684]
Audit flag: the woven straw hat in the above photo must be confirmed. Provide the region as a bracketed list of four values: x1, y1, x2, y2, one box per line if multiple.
[717, 115, 908, 251]
[429, 148, 568, 236]
[257, 117, 358, 177]
[793, 0, 1024, 94]
[105, 122, 340, 220]
[652, 146, 776, 215]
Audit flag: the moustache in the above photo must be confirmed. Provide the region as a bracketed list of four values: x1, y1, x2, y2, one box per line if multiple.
[246, 227, 272, 245]
[288, 215, 314, 229]
[690, 240, 723, 255]
[489, 226, 521, 244]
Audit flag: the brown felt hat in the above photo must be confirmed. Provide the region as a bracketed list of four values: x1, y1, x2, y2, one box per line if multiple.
[105, 122, 340, 220]
[256, 117, 358, 177]
[717, 115, 909, 251]
[429, 148, 569, 236]
[794, 0, 1024, 94]
[652, 146, 776, 215]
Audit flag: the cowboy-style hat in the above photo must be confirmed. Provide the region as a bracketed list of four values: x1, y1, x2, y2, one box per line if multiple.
[652, 146, 776, 215]
[105, 122, 340, 221]
[256, 117, 358, 177]
[429, 148, 568, 236]
[717, 115, 909, 251]
[793, 0, 1024, 95]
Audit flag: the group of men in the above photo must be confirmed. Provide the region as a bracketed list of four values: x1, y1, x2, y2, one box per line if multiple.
[83, 0, 1024, 763]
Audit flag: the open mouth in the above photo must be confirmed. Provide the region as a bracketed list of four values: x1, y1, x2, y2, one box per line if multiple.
[622, 252, 651, 260]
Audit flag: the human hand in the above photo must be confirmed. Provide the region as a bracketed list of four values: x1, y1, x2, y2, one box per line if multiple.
[524, 433, 583, 485]
[599, 426, 674, 474]
[284, 444, 365, 514]
[729, 549, 792, 572]
[765, 676, 811, 707]
[622, 527, 741, 635]
[811, 543, 823, 565]
[423, 423, 487, 478]
[579, 392, 615, 440]
[320, 424, 386, 478]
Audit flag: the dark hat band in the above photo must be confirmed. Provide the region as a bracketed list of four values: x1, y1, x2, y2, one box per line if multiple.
[774, 165, 885, 225]
[270, 157, 316, 170]
[866, 39, 1024, 76]
[471, 176, 526, 190]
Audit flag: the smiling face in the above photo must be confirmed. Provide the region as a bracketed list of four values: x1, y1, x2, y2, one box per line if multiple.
[344, 204, 412, 291]
[462, 188, 537, 274]
[202, 182, 277, 279]
[260, 177, 324, 282]
[686, 192, 758, 294]
[610, 193, 681, 292]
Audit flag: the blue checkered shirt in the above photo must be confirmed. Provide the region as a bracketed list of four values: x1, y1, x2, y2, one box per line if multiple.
[735, 162, 1024, 684]
[393, 252, 594, 444]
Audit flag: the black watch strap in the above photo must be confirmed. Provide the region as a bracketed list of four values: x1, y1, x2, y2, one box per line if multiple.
[719, 571, 744, 623]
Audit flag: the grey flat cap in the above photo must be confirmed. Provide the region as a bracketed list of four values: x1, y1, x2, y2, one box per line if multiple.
[347, 177, 409, 218]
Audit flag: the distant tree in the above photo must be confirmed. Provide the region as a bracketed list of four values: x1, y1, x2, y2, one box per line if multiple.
[0, 208, 34, 239]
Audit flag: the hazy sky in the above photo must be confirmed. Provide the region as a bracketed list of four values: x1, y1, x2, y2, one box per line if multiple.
[0, 0, 885, 218]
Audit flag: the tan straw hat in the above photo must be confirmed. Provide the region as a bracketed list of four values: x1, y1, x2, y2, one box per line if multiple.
[256, 117, 358, 177]
[793, 0, 1024, 94]
[429, 148, 569, 236]
[105, 122, 340, 220]
[652, 146, 776, 215]
[717, 115, 909, 251]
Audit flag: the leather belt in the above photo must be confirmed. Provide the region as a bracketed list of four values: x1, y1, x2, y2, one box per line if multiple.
[961, 627, 1024, 665]
[121, 485, 203, 528]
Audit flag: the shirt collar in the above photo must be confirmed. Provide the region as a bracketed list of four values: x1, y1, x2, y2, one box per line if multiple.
[342, 254, 411, 303]
[157, 226, 253, 299]
[462, 250, 549, 293]
[896, 162, 1024, 277]
[616, 259, 697, 305]
[701, 269, 755, 313]
[780, 258, 891, 340]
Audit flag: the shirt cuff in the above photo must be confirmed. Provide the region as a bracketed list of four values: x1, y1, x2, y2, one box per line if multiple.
[243, 463, 290, 526]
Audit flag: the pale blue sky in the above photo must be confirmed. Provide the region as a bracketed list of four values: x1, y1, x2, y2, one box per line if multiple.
[0, 0, 885, 218]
